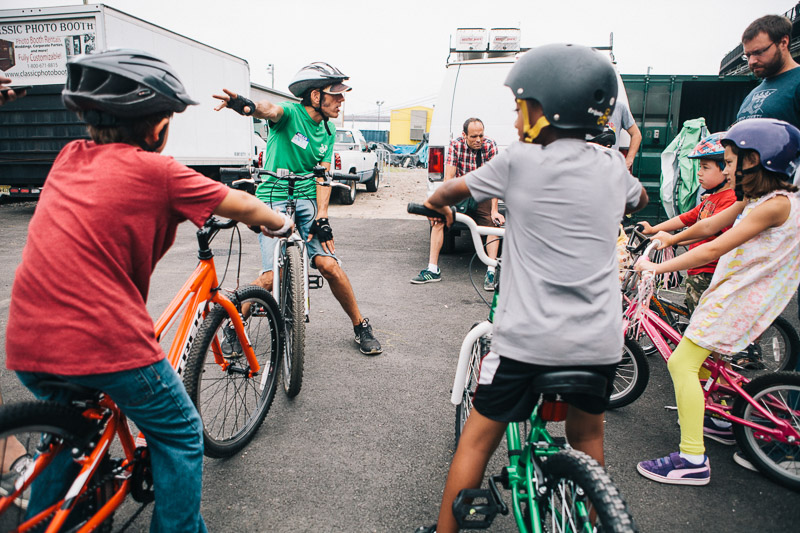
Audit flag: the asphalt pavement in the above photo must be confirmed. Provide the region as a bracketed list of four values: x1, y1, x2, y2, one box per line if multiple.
[1, 187, 799, 531]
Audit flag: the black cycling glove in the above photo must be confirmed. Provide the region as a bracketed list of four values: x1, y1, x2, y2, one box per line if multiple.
[227, 94, 255, 116]
[310, 218, 333, 243]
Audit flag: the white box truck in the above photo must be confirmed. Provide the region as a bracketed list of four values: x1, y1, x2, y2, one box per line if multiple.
[0, 3, 257, 198]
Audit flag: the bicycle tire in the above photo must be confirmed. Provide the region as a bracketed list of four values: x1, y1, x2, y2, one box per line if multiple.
[538, 450, 638, 532]
[731, 371, 800, 491]
[745, 316, 800, 373]
[608, 337, 649, 410]
[183, 285, 282, 458]
[0, 401, 113, 531]
[280, 243, 306, 398]
[454, 326, 489, 447]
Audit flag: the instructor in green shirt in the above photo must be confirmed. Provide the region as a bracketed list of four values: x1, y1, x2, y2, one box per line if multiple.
[214, 62, 382, 355]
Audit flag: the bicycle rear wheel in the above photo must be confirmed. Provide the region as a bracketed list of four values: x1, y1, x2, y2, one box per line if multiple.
[455, 326, 489, 447]
[731, 371, 800, 491]
[538, 450, 638, 532]
[608, 337, 649, 410]
[183, 286, 282, 458]
[0, 401, 114, 532]
[280, 243, 306, 398]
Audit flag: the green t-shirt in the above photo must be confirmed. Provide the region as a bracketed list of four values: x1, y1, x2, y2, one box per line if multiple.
[256, 102, 335, 203]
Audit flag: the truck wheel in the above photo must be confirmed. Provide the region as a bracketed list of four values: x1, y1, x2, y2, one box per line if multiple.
[338, 180, 357, 205]
[365, 165, 380, 192]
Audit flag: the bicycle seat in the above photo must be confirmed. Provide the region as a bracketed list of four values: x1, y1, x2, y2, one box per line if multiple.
[37, 379, 100, 401]
[532, 370, 607, 398]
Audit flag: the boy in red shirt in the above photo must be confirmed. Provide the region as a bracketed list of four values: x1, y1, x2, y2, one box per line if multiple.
[4, 49, 291, 532]
[640, 132, 736, 314]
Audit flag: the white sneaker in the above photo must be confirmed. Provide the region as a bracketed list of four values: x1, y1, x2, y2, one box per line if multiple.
[733, 451, 757, 472]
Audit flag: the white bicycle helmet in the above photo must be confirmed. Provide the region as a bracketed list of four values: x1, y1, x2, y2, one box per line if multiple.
[287, 62, 350, 98]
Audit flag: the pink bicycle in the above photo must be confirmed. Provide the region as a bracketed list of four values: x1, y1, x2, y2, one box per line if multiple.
[611, 240, 800, 491]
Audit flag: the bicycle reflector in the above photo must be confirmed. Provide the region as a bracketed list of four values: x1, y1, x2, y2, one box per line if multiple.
[540, 396, 569, 422]
[334, 152, 342, 170]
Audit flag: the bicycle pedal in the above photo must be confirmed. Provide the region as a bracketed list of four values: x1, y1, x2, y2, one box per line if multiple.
[452, 488, 503, 529]
[308, 274, 324, 289]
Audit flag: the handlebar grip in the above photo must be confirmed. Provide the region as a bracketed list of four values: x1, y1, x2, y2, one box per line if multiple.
[204, 216, 238, 230]
[329, 171, 360, 181]
[220, 167, 251, 180]
[407, 202, 455, 220]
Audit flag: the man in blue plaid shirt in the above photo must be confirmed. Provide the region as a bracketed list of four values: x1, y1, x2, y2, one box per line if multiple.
[410, 117, 502, 290]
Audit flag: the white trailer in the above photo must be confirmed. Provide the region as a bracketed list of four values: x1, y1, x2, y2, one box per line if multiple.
[0, 3, 256, 197]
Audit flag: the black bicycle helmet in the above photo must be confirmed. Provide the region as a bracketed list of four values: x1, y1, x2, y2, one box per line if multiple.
[287, 62, 350, 98]
[505, 43, 618, 134]
[62, 48, 199, 124]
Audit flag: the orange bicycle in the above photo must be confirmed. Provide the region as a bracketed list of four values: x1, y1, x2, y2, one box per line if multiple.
[0, 215, 282, 531]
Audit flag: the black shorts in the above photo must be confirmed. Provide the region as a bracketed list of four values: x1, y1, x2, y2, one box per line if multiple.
[472, 351, 619, 422]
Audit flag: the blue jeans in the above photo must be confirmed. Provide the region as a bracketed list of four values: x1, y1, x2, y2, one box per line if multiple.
[258, 199, 337, 272]
[17, 358, 207, 533]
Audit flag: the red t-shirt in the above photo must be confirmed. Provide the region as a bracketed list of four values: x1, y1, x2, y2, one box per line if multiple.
[5, 141, 229, 375]
[678, 189, 737, 275]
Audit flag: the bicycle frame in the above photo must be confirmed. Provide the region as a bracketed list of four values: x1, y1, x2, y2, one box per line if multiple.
[154, 238, 261, 378]
[623, 296, 800, 444]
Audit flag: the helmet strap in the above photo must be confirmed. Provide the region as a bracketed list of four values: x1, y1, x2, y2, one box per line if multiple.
[312, 89, 332, 134]
[517, 99, 550, 143]
[138, 121, 169, 153]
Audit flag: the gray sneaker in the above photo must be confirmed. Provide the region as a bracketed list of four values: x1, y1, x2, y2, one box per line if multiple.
[0, 454, 32, 510]
[483, 271, 496, 291]
[221, 323, 243, 359]
[354, 318, 382, 355]
[411, 269, 441, 284]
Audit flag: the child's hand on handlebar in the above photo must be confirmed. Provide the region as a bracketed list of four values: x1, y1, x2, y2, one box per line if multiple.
[638, 221, 655, 234]
[423, 201, 454, 227]
[651, 231, 673, 249]
[261, 212, 294, 238]
[634, 257, 657, 273]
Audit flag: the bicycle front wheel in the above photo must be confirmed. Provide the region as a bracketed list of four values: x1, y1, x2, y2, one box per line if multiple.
[0, 401, 114, 532]
[184, 285, 282, 458]
[539, 450, 638, 532]
[608, 337, 649, 410]
[280, 243, 306, 398]
[455, 326, 489, 447]
[731, 371, 800, 491]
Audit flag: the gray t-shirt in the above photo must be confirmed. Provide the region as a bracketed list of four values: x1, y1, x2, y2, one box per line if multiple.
[465, 139, 642, 366]
[608, 100, 635, 151]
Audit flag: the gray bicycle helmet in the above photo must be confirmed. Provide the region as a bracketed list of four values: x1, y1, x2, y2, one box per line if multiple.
[505, 43, 617, 133]
[287, 62, 350, 98]
[62, 48, 199, 124]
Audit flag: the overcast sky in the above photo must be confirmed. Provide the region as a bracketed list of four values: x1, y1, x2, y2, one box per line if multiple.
[8, 0, 796, 115]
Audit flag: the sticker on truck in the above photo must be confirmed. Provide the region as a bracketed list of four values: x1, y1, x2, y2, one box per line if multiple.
[0, 17, 97, 85]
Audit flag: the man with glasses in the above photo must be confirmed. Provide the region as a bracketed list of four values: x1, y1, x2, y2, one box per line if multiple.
[736, 14, 800, 126]
[733, 13, 800, 472]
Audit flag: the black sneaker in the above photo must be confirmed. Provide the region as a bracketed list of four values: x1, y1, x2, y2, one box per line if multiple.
[0, 454, 32, 509]
[354, 318, 382, 355]
[221, 323, 243, 359]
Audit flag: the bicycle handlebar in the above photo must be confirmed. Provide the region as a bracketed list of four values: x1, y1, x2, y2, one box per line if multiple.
[220, 166, 359, 187]
[407, 202, 504, 267]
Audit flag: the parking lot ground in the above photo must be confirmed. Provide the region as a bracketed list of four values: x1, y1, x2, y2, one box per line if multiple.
[1, 169, 799, 531]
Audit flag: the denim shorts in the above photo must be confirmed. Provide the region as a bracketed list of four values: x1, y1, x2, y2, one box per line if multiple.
[258, 199, 337, 272]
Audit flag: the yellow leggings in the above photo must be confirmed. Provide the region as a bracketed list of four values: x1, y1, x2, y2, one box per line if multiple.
[667, 337, 712, 456]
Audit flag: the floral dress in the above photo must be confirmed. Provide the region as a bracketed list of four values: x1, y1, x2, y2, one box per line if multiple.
[686, 191, 800, 355]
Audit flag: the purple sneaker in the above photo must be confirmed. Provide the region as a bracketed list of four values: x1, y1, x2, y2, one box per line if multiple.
[637, 452, 710, 485]
[703, 416, 736, 445]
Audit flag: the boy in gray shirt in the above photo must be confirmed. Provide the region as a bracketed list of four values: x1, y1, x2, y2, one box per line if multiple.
[416, 44, 647, 533]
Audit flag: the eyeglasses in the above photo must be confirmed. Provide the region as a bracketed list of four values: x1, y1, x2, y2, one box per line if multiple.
[742, 41, 776, 61]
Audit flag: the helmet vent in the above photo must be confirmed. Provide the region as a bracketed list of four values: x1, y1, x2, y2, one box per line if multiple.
[594, 89, 605, 103]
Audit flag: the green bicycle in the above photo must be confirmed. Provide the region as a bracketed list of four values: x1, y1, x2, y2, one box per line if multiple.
[408, 203, 637, 533]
